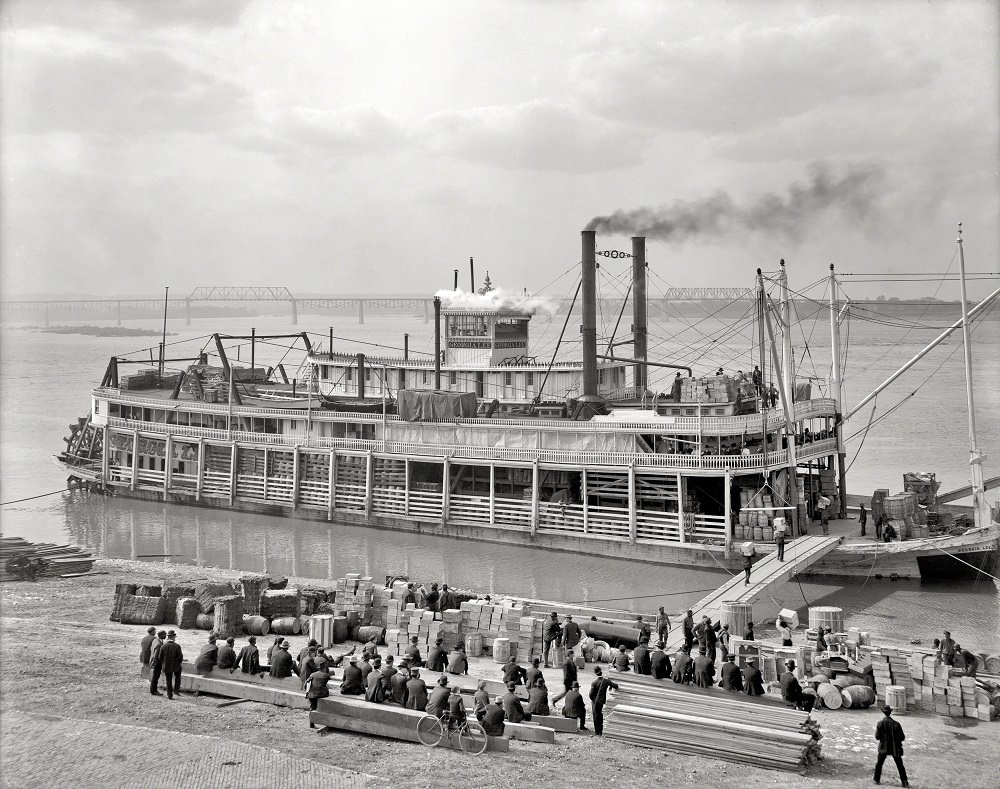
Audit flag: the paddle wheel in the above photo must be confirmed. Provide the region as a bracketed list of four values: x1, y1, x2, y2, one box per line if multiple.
[60, 414, 103, 470]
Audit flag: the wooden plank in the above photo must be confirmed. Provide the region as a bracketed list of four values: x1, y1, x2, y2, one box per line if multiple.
[309, 710, 509, 753]
[217, 698, 254, 708]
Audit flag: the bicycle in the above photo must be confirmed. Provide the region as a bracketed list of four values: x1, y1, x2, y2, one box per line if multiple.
[416, 711, 489, 755]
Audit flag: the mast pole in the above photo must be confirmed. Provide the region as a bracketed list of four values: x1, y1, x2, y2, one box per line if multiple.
[433, 296, 442, 390]
[779, 260, 794, 402]
[779, 260, 799, 531]
[757, 272, 768, 444]
[159, 286, 169, 381]
[957, 223, 987, 526]
[581, 230, 598, 397]
[829, 264, 847, 518]
[631, 236, 648, 393]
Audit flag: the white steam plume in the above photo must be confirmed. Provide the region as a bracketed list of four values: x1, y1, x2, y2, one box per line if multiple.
[434, 287, 558, 316]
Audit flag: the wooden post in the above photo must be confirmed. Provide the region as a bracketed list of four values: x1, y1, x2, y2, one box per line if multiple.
[677, 472, 686, 543]
[489, 464, 496, 525]
[724, 468, 733, 552]
[292, 445, 301, 510]
[328, 448, 337, 520]
[530, 459, 539, 536]
[442, 456, 451, 523]
[164, 435, 172, 494]
[229, 442, 238, 504]
[628, 463, 637, 544]
[582, 468, 589, 534]
[365, 451, 374, 518]
[403, 457, 411, 517]
[262, 447, 269, 502]
[196, 438, 205, 501]
[101, 425, 110, 490]
[130, 430, 139, 490]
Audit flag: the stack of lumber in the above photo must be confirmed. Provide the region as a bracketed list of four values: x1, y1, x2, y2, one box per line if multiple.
[603, 674, 821, 772]
[0, 537, 96, 581]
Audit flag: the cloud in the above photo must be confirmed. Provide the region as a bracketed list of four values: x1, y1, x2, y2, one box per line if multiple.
[423, 99, 651, 173]
[572, 15, 939, 133]
[1, 0, 251, 31]
[4, 47, 250, 137]
[252, 102, 408, 156]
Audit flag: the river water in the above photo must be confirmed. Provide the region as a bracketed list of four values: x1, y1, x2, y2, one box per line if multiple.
[1, 305, 998, 650]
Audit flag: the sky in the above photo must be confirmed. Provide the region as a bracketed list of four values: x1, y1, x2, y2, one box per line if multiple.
[1, 0, 997, 301]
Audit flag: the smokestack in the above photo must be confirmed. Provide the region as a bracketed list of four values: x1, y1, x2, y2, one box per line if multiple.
[356, 353, 366, 399]
[631, 236, 647, 392]
[453, 269, 459, 290]
[433, 296, 442, 389]
[470, 257, 476, 292]
[581, 230, 598, 397]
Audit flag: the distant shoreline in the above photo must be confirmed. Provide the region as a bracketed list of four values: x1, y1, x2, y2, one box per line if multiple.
[38, 325, 173, 337]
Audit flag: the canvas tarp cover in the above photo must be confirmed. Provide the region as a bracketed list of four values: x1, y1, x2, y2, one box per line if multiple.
[398, 390, 478, 422]
[794, 382, 812, 401]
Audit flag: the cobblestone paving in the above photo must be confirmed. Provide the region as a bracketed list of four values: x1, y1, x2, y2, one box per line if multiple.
[0, 710, 372, 789]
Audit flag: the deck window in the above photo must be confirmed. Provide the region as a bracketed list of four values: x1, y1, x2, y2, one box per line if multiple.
[504, 372, 512, 386]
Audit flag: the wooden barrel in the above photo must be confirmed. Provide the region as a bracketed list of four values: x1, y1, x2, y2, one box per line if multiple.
[818, 683, 843, 710]
[842, 685, 876, 708]
[551, 644, 566, 666]
[885, 685, 907, 714]
[271, 617, 302, 636]
[333, 616, 349, 644]
[213, 595, 244, 639]
[720, 602, 752, 640]
[355, 626, 385, 646]
[493, 637, 511, 664]
[311, 614, 334, 648]
[465, 632, 484, 656]
[975, 652, 989, 672]
[195, 613, 215, 631]
[808, 606, 845, 634]
[242, 615, 270, 636]
[985, 655, 1000, 674]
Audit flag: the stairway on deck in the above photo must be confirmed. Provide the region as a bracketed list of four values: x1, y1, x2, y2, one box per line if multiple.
[663, 535, 842, 652]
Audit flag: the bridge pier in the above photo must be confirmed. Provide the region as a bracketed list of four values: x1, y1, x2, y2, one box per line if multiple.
[185, 298, 191, 326]
[44, 303, 49, 328]
[290, 299, 298, 325]
[358, 301, 364, 324]
[116, 301, 122, 326]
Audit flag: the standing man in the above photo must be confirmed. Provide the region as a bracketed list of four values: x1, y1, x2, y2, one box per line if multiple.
[875, 512, 885, 542]
[588, 667, 618, 736]
[139, 626, 157, 668]
[743, 548, 755, 585]
[775, 523, 786, 562]
[743, 656, 765, 696]
[304, 665, 331, 728]
[649, 642, 671, 679]
[236, 636, 261, 675]
[148, 629, 166, 696]
[859, 503, 868, 537]
[635, 616, 652, 643]
[704, 619, 719, 665]
[874, 705, 909, 787]
[159, 631, 184, 700]
[752, 365, 762, 398]
[562, 648, 578, 691]
[632, 639, 651, 675]
[744, 621, 756, 641]
[776, 617, 794, 647]
[542, 612, 562, 668]
[424, 583, 440, 612]
[562, 615, 581, 651]
[682, 610, 695, 650]
[718, 624, 731, 662]
[404, 583, 417, 606]
[655, 607, 671, 644]
[501, 655, 527, 686]
[938, 631, 956, 665]
[426, 638, 446, 672]
[779, 660, 805, 709]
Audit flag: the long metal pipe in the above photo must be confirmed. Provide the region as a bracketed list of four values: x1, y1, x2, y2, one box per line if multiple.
[956, 223, 987, 526]
[581, 230, 598, 397]
[470, 257, 475, 292]
[843, 284, 1000, 421]
[599, 354, 691, 376]
[433, 296, 442, 389]
[631, 236, 648, 391]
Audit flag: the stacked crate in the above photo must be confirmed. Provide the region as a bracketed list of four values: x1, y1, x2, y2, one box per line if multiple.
[332, 574, 375, 624]
[914, 655, 995, 720]
[370, 585, 393, 629]
[458, 600, 544, 660]
[678, 375, 736, 404]
[516, 615, 543, 660]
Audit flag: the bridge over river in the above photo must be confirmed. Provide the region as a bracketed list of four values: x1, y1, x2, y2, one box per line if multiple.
[0, 286, 755, 326]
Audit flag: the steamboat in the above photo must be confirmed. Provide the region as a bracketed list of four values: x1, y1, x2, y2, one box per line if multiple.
[56, 229, 999, 580]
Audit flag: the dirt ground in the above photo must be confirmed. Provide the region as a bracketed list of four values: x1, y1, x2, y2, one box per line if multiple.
[1, 558, 997, 788]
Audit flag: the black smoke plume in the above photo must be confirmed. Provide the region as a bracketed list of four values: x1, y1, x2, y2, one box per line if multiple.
[585, 162, 884, 241]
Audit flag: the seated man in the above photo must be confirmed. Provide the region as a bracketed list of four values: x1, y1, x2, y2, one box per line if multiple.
[481, 697, 506, 737]
[446, 686, 467, 729]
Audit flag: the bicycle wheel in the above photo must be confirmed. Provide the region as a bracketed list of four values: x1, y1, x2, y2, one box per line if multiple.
[416, 714, 445, 747]
[458, 720, 488, 755]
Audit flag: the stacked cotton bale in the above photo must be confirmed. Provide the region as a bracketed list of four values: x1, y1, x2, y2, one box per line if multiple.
[162, 585, 195, 625]
[176, 597, 201, 629]
[260, 589, 301, 619]
[119, 594, 167, 625]
[213, 595, 244, 639]
[239, 575, 269, 616]
[110, 583, 137, 621]
[194, 582, 237, 613]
